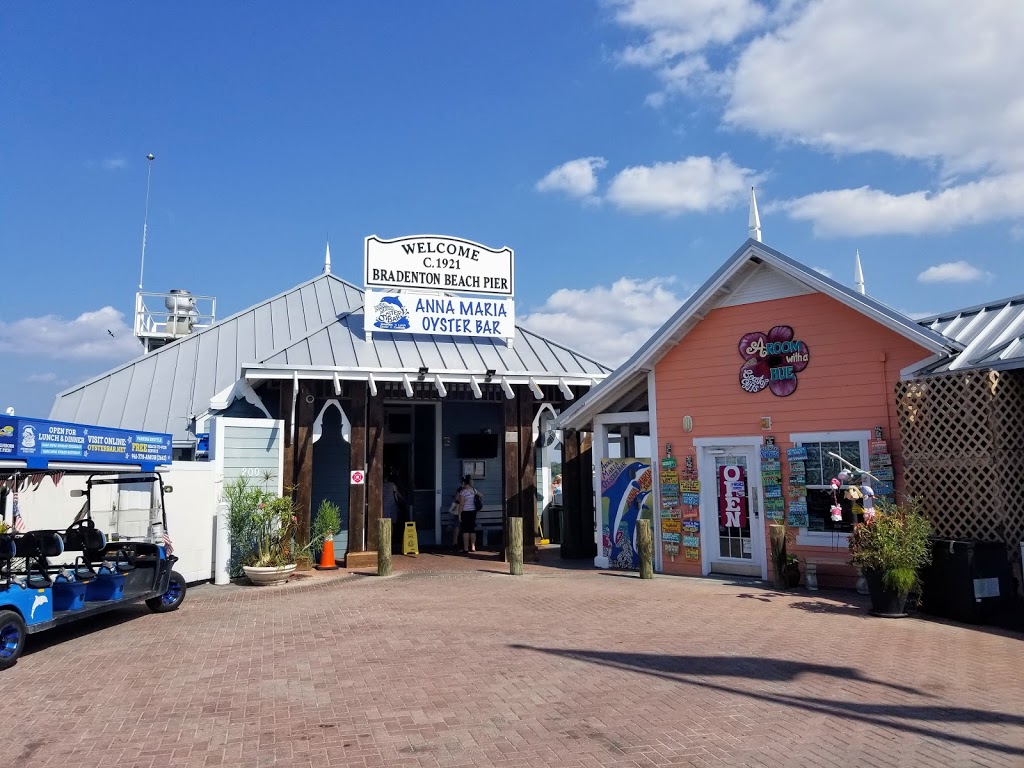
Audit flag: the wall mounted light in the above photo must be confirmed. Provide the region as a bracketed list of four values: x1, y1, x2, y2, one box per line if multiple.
[485, 368, 496, 382]
[682, 415, 694, 433]
[418, 366, 429, 381]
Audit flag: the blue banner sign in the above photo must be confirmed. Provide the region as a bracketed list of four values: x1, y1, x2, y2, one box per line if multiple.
[0, 416, 171, 469]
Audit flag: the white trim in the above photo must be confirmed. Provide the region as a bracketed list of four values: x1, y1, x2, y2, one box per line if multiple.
[209, 379, 272, 417]
[433, 374, 447, 398]
[312, 399, 352, 445]
[241, 363, 605, 388]
[500, 377, 514, 399]
[697, 441, 767, 579]
[401, 374, 414, 398]
[594, 411, 650, 426]
[592, 422, 608, 568]
[790, 430, 870, 547]
[557, 378, 575, 400]
[647, 370, 662, 573]
[528, 377, 544, 399]
[469, 375, 482, 399]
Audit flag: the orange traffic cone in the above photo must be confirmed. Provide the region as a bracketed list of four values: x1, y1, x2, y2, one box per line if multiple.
[315, 537, 339, 570]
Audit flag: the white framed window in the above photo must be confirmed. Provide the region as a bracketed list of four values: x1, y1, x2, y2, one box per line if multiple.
[789, 431, 870, 546]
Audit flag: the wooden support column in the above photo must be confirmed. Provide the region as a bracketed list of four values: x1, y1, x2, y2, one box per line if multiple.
[502, 393, 519, 563]
[294, 381, 315, 568]
[348, 384, 367, 555]
[579, 431, 595, 558]
[561, 428, 580, 559]
[279, 379, 295, 494]
[366, 391, 385, 551]
[517, 388, 538, 562]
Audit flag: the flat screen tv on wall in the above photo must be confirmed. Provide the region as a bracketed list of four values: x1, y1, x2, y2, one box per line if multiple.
[456, 433, 500, 458]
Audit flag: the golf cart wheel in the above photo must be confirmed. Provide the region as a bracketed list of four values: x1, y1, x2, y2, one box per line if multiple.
[147, 570, 186, 613]
[0, 609, 27, 670]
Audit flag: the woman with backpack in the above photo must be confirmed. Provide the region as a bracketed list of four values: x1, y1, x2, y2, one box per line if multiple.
[457, 475, 482, 554]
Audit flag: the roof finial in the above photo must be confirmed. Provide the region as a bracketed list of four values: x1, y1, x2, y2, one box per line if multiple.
[323, 240, 332, 274]
[854, 249, 865, 295]
[748, 187, 762, 243]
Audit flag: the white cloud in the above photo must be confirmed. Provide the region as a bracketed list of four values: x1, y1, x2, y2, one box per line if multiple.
[607, 1, 1024, 235]
[26, 372, 58, 383]
[86, 156, 127, 171]
[520, 276, 689, 366]
[812, 266, 832, 278]
[536, 157, 608, 200]
[918, 262, 992, 284]
[606, 155, 760, 215]
[775, 174, 1024, 236]
[0, 306, 141, 361]
[725, 2, 1024, 174]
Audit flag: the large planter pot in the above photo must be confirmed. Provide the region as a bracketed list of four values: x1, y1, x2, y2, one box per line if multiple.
[243, 564, 297, 586]
[863, 568, 909, 618]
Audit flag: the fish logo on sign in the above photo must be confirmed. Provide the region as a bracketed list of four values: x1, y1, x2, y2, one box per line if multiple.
[372, 296, 410, 331]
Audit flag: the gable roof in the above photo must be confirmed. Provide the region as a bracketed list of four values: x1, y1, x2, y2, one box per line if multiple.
[913, 293, 1024, 374]
[555, 238, 962, 430]
[51, 273, 611, 441]
[50, 273, 367, 438]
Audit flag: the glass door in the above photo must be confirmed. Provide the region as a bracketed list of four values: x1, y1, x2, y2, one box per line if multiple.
[700, 445, 764, 577]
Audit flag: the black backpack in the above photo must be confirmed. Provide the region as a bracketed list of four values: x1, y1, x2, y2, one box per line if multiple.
[473, 491, 483, 511]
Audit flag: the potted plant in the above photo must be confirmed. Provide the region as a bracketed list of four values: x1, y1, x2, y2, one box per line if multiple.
[784, 554, 802, 588]
[224, 477, 299, 586]
[311, 499, 341, 570]
[848, 498, 932, 617]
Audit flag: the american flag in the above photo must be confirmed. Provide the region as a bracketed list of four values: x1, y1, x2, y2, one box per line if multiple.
[12, 490, 25, 533]
[50, 471, 66, 487]
[162, 532, 174, 555]
[29, 473, 45, 490]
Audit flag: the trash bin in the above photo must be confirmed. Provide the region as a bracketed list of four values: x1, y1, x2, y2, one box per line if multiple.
[548, 504, 562, 545]
[921, 538, 1015, 625]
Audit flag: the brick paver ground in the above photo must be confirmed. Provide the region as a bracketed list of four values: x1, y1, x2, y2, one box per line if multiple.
[4, 550, 1023, 768]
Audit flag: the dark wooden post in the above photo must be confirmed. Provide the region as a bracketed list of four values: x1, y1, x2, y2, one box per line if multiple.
[294, 381, 315, 568]
[579, 431, 595, 558]
[518, 389, 537, 562]
[366, 392, 385, 551]
[348, 385, 367, 556]
[279, 379, 295, 495]
[377, 519, 392, 576]
[502, 394, 519, 563]
[637, 519, 654, 579]
[509, 517, 524, 575]
[561, 428, 580, 558]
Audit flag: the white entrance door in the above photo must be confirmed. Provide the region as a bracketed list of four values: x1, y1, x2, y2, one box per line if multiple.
[698, 442, 766, 579]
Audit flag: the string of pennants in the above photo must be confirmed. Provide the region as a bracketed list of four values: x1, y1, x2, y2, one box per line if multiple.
[0, 471, 66, 492]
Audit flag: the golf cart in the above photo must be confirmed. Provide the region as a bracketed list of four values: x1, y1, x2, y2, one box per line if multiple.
[0, 416, 183, 670]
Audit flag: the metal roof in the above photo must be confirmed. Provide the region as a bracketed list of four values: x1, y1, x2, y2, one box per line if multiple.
[915, 294, 1024, 374]
[556, 238, 962, 431]
[50, 273, 611, 441]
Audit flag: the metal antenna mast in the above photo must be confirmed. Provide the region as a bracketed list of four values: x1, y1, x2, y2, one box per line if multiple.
[139, 153, 155, 291]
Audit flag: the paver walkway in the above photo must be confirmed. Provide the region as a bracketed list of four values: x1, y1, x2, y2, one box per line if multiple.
[4, 555, 1023, 768]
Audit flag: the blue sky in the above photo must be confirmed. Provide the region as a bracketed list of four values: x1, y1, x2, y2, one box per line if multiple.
[2, 1, 1023, 418]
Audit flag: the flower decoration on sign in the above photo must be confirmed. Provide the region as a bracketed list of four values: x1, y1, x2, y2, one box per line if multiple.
[738, 325, 810, 397]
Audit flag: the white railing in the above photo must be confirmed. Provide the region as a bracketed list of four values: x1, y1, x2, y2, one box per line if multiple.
[134, 291, 216, 341]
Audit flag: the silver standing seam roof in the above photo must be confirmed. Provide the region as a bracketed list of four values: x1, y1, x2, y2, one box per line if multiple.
[50, 273, 611, 442]
[914, 293, 1024, 374]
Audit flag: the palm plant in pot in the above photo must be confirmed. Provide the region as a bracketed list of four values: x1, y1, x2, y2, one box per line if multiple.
[224, 477, 299, 586]
[848, 498, 932, 617]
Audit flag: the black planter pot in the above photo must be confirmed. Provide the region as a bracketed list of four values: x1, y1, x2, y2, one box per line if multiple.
[864, 569, 909, 618]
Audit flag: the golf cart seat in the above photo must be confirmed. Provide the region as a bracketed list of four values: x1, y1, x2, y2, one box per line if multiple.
[0, 533, 14, 561]
[63, 521, 107, 554]
[13, 531, 65, 559]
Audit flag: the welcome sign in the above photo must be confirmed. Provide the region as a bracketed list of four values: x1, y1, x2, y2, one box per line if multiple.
[365, 290, 515, 341]
[365, 235, 514, 297]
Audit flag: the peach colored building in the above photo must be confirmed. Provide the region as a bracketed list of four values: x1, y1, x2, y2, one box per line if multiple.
[556, 238, 961, 588]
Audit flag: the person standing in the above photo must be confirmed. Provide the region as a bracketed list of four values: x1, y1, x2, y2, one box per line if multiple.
[382, 469, 405, 553]
[457, 475, 480, 554]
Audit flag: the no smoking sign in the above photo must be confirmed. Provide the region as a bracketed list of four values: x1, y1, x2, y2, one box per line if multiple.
[350, 470, 365, 485]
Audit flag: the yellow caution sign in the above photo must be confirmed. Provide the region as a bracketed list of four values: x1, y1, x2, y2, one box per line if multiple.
[402, 521, 419, 556]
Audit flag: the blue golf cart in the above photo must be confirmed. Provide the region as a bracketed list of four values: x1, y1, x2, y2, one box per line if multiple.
[0, 416, 184, 670]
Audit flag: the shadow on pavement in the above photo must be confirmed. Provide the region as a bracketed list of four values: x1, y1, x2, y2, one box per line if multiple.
[511, 644, 1024, 757]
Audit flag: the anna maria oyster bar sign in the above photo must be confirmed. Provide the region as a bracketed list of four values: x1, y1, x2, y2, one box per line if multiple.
[364, 234, 515, 343]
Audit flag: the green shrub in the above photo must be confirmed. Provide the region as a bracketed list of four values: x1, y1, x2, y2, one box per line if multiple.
[848, 498, 932, 596]
[223, 477, 299, 574]
[311, 499, 341, 554]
